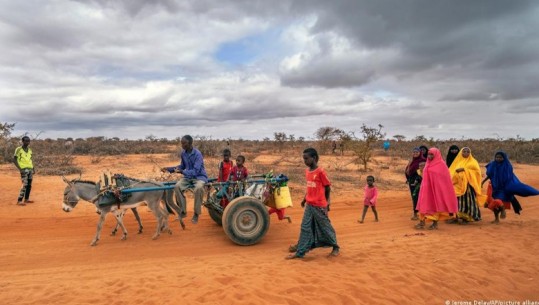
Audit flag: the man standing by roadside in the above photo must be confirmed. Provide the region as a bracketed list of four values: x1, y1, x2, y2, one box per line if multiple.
[162, 135, 208, 224]
[14, 136, 35, 206]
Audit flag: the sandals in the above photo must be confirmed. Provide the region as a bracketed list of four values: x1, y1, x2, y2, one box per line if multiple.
[328, 248, 340, 257]
[445, 218, 458, 224]
[285, 253, 302, 260]
[288, 244, 298, 253]
[414, 221, 425, 229]
[428, 222, 438, 230]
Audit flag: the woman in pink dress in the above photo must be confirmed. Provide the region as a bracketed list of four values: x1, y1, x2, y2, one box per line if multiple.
[415, 148, 458, 230]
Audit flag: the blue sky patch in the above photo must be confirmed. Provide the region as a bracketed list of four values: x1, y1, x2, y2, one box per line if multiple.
[215, 29, 282, 66]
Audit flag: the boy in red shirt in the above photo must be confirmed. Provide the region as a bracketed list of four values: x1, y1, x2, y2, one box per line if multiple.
[287, 147, 339, 259]
[218, 149, 233, 182]
[215, 149, 234, 206]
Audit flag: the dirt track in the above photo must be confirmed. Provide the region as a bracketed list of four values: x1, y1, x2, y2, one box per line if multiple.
[1, 154, 538, 304]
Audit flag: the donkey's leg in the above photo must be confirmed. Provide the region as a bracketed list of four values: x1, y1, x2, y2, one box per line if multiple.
[150, 204, 170, 239]
[159, 207, 172, 235]
[111, 223, 119, 236]
[113, 209, 128, 241]
[91, 212, 107, 246]
[131, 207, 144, 234]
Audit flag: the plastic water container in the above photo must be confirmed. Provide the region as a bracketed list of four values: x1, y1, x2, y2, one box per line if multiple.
[274, 186, 293, 209]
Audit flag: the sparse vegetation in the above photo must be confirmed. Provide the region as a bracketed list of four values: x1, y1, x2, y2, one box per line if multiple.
[1, 123, 537, 180]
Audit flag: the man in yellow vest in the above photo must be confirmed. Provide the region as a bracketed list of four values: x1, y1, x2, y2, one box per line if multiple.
[13, 136, 34, 206]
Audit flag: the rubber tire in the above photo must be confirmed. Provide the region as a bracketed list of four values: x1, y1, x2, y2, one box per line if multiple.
[207, 206, 223, 226]
[222, 196, 270, 246]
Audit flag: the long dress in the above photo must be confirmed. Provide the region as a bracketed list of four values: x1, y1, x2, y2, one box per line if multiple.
[405, 149, 426, 213]
[416, 148, 458, 221]
[448, 148, 485, 222]
[486, 151, 539, 214]
[445, 145, 459, 168]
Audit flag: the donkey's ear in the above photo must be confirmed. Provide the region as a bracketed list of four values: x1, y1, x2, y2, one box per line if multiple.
[77, 173, 82, 181]
[62, 175, 71, 184]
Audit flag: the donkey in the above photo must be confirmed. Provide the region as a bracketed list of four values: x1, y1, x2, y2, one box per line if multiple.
[62, 176, 185, 246]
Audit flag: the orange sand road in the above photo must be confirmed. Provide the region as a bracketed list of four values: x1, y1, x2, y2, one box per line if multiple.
[1, 154, 538, 305]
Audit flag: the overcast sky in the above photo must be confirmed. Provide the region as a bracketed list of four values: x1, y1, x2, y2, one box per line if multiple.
[1, 0, 538, 141]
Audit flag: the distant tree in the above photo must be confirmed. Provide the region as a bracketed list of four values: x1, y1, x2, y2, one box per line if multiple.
[0, 122, 15, 139]
[338, 132, 354, 155]
[87, 136, 105, 142]
[145, 134, 157, 142]
[314, 126, 345, 153]
[393, 134, 406, 142]
[414, 135, 427, 142]
[351, 124, 386, 170]
[274, 132, 287, 152]
[0, 122, 16, 163]
[288, 134, 296, 148]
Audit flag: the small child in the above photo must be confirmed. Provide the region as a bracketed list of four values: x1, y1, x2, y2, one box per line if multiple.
[230, 155, 248, 182]
[268, 205, 292, 223]
[215, 149, 234, 206]
[359, 175, 379, 223]
[218, 149, 233, 182]
[229, 155, 249, 198]
[484, 182, 509, 224]
[410, 162, 425, 220]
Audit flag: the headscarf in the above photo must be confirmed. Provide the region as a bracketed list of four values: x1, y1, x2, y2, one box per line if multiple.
[405, 147, 426, 178]
[486, 151, 539, 201]
[419, 145, 429, 159]
[445, 145, 459, 168]
[448, 147, 485, 203]
[416, 148, 458, 215]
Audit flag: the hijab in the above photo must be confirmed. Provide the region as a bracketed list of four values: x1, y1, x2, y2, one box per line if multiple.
[486, 151, 539, 201]
[445, 145, 459, 167]
[405, 147, 426, 177]
[416, 148, 458, 215]
[419, 145, 429, 159]
[448, 147, 485, 202]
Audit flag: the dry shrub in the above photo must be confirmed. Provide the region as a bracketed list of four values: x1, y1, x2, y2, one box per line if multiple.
[33, 154, 82, 176]
[382, 139, 538, 164]
[90, 154, 106, 164]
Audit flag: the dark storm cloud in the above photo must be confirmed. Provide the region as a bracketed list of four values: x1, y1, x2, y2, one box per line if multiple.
[280, 0, 539, 102]
[1, 0, 538, 140]
[281, 59, 375, 88]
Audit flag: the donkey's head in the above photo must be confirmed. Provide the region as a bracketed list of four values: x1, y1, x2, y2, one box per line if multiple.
[62, 176, 81, 212]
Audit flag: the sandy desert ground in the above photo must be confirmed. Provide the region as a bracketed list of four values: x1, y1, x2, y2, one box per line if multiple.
[1, 153, 538, 305]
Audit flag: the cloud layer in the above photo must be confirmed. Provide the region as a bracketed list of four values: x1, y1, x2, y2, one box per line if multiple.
[1, 0, 538, 140]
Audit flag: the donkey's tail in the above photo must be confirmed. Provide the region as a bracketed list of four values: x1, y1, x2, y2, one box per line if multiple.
[163, 189, 186, 230]
[163, 190, 175, 215]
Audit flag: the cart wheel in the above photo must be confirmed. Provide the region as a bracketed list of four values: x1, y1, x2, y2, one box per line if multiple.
[222, 196, 270, 246]
[207, 206, 223, 226]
